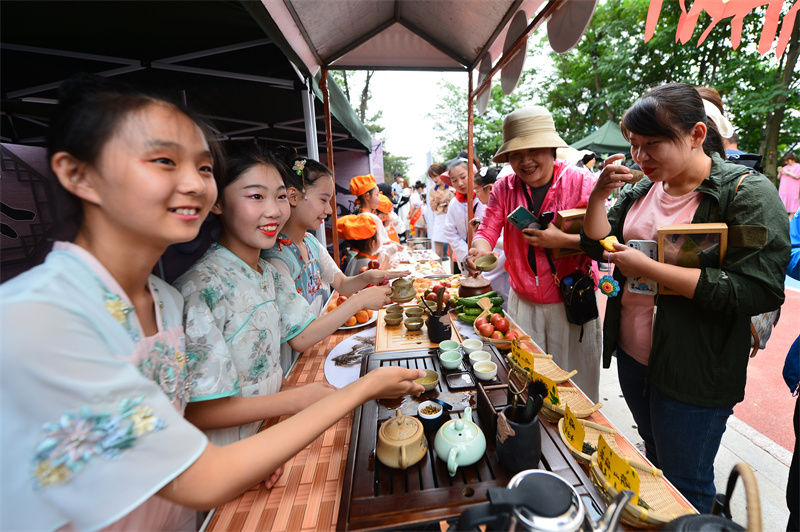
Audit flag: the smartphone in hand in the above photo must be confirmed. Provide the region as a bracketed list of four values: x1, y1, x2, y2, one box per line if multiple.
[507, 206, 540, 231]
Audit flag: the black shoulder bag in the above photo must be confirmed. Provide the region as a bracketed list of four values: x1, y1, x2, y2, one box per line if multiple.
[545, 250, 598, 342]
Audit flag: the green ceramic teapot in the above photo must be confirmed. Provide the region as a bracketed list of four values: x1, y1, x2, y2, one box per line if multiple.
[434, 406, 486, 476]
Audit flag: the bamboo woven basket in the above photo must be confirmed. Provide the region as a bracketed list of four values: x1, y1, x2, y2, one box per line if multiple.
[506, 353, 578, 384]
[472, 299, 528, 349]
[590, 452, 696, 528]
[556, 418, 657, 471]
[541, 387, 602, 423]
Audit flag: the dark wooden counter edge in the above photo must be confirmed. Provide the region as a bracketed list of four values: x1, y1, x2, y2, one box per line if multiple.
[335, 354, 610, 531]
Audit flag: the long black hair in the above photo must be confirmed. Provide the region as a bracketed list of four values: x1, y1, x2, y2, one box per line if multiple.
[621, 83, 725, 158]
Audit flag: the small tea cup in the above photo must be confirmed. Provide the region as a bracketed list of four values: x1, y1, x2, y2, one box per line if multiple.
[414, 369, 440, 392]
[404, 317, 424, 331]
[438, 340, 460, 354]
[438, 350, 462, 370]
[386, 304, 404, 315]
[405, 307, 424, 319]
[461, 338, 483, 354]
[468, 350, 492, 367]
[473, 361, 498, 381]
[384, 314, 403, 326]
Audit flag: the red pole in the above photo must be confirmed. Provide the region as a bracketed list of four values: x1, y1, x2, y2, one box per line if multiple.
[320, 68, 340, 266]
[467, 70, 475, 248]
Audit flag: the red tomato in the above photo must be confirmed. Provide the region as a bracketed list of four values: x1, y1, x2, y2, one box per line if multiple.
[368, 259, 381, 270]
[490, 330, 505, 340]
[359, 266, 369, 274]
[490, 313, 503, 325]
[504, 330, 518, 341]
[475, 317, 488, 328]
[478, 323, 495, 337]
[442, 292, 451, 303]
[441, 281, 451, 288]
[494, 318, 509, 333]
[425, 292, 438, 301]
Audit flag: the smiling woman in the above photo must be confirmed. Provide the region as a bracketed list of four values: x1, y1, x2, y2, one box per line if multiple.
[466, 105, 601, 403]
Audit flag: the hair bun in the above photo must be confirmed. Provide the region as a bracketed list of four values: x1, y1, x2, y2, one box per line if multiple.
[272, 145, 299, 167]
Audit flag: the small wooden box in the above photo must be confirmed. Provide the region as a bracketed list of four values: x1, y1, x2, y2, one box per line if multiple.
[553, 208, 587, 258]
[657, 223, 728, 295]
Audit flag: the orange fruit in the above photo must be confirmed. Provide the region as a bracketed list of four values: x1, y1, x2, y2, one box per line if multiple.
[345, 316, 358, 327]
[355, 310, 369, 324]
[366, 309, 373, 318]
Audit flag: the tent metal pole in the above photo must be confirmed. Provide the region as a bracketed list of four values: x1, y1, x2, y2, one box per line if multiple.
[467, 70, 475, 249]
[302, 78, 326, 247]
[469, 0, 564, 101]
[320, 68, 340, 266]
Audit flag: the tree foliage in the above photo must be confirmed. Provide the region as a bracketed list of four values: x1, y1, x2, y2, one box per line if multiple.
[429, 81, 527, 165]
[427, 0, 799, 181]
[528, 0, 799, 180]
[383, 150, 411, 178]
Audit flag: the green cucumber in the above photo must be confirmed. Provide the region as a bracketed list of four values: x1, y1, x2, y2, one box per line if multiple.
[464, 307, 483, 316]
[457, 313, 477, 324]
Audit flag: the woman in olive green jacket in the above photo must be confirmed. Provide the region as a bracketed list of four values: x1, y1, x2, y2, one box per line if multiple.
[581, 83, 789, 513]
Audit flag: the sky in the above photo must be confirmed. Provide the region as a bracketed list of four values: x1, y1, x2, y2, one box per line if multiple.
[367, 70, 464, 181]
[363, 43, 553, 183]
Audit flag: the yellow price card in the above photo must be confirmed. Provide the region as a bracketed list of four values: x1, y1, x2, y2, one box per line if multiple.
[563, 404, 585, 452]
[510, 340, 536, 374]
[597, 435, 640, 504]
[529, 369, 559, 406]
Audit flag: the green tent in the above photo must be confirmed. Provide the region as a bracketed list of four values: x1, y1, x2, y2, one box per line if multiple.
[571, 121, 630, 154]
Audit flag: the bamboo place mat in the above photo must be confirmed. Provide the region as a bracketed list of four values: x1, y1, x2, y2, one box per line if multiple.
[205, 330, 352, 532]
[374, 308, 458, 353]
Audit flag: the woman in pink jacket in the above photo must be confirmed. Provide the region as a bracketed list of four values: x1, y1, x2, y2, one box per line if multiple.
[466, 106, 601, 401]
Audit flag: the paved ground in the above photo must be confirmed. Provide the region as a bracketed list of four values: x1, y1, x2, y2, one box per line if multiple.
[596, 279, 797, 531]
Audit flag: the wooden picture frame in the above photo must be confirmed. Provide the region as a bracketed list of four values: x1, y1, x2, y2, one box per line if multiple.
[553, 208, 587, 258]
[657, 223, 728, 295]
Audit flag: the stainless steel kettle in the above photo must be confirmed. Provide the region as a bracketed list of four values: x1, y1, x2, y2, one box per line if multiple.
[457, 470, 634, 532]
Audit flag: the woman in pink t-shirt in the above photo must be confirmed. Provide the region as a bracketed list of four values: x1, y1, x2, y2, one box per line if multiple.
[581, 83, 789, 513]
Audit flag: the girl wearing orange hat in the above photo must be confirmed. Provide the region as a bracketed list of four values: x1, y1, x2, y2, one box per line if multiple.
[174, 144, 397, 448]
[338, 214, 384, 276]
[350, 174, 381, 214]
[376, 193, 405, 244]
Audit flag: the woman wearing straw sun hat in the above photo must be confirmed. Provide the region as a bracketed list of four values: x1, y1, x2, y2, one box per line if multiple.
[466, 105, 601, 402]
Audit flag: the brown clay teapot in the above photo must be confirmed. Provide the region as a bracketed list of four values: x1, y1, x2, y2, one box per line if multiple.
[376, 409, 428, 469]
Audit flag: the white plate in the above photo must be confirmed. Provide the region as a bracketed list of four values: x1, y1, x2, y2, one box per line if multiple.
[324, 328, 376, 388]
[338, 313, 378, 330]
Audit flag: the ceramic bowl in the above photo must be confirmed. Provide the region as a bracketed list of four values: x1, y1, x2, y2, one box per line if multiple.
[475, 255, 498, 272]
[384, 314, 403, 326]
[404, 317, 424, 331]
[473, 361, 498, 381]
[461, 338, 483, 354]
[438, 340, 460, 354]
[417, 400, 444, 420]
[386, 304, 404, 315]
[405, 307, 424, 319]
[468, 350, 492, 366]
[438, 350, 463, 370]
[414, 369, 440, 392]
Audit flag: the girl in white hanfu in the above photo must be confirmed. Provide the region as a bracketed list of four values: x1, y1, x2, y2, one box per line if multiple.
[0, 74, 424, 532]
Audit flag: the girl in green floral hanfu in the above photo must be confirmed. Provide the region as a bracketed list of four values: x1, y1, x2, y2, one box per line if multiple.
[174, 143, 393, 450]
